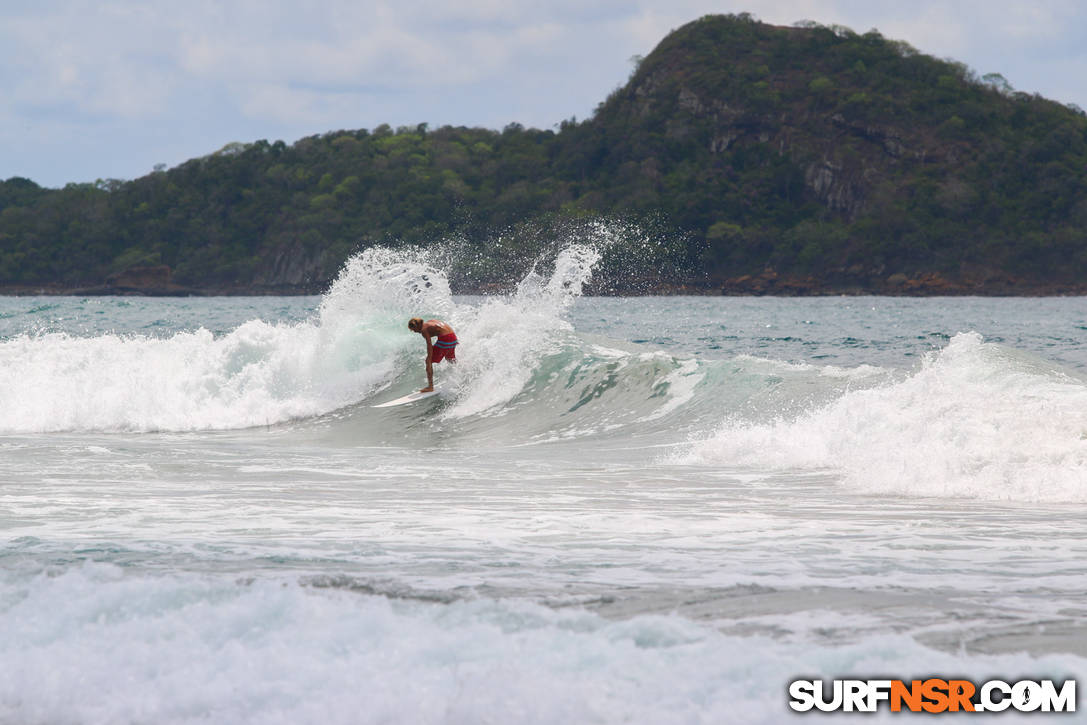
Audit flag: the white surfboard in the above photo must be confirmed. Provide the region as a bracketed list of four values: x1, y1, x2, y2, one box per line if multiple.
[372, 390, 439, 408]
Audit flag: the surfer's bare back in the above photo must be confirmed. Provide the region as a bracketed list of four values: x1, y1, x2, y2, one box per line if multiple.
[408, 318, 458, 392]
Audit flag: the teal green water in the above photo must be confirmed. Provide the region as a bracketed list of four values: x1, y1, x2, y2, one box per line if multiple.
[5, 294, 1087, 369]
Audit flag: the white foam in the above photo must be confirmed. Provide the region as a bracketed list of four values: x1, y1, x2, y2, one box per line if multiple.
[0, 247, 451, 432]
[734, 354, 888, 381]
[441, 244, 601, 418]
[317, 246, 454, 332]
[3, 564, 1083, 724]
[638, 359, 703, 422]
[688, 333, 1087, 502]
[0, 242, 613, 432]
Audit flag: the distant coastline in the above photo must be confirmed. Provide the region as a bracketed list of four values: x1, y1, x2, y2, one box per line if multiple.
[3, 15, 1087, 296]
[4, 271, 1086, 297]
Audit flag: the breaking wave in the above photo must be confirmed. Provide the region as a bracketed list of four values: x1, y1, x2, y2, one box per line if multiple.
[686, 332, 1087, 502]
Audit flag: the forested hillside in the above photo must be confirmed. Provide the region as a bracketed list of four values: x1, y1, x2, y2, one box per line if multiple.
[3, 13, 1086, 294]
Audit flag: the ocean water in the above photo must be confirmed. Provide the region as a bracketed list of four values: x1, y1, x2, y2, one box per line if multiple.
[1, 245, 1086, 723]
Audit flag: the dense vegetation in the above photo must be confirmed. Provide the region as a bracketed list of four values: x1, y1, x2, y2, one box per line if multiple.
[3, 13, 1087, 293]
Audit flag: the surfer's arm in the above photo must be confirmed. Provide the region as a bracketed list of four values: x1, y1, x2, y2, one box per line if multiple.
[422, 336, 435, 392]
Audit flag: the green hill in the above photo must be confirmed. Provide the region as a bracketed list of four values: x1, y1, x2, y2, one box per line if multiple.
[3, 13, 1087, 294]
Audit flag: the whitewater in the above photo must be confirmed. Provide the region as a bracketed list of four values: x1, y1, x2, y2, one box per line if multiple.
[2, 244, 1086, 723]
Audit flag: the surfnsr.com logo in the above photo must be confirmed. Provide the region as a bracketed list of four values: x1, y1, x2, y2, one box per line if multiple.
[788, 679, 1076, 713]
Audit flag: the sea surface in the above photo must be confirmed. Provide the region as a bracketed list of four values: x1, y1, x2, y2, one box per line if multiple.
[1, 246, 1086, 723]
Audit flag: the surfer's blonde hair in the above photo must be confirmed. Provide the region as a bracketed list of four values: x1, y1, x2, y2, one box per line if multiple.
[408, 317, 423, 332]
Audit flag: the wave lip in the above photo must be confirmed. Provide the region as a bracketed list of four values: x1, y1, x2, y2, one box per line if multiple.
[0, 247, 451, 433]
[0, 243, 609, 434]
[688, 332, 1087, 503]
[438, 245, 601, 420]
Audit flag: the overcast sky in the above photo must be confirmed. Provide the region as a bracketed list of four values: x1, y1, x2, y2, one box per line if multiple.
[3, 0, 1085, 188]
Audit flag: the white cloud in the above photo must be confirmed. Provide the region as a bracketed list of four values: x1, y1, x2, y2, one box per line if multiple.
[238, 84, 356, 127]
[3, 0, 1087, 186]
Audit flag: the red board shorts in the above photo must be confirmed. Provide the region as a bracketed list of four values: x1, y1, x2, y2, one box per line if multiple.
[431, 333, 458, 363]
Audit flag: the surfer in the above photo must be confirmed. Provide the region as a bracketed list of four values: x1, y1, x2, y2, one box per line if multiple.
[408, 318, 457, 393]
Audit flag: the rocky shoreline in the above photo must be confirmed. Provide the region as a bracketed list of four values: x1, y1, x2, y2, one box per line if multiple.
[4, 278, 1087, 298]
[711, 268, 1087, 296]
[2, 263, 1085, 298]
